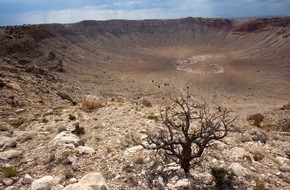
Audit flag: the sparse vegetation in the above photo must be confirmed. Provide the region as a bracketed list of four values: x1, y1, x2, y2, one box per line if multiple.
[211, 167, 235, 190]
[254, 177, 267, 190]
[134, 153, 145, 164]
[141, 99, 152, 107]
[72, 123, 85, 136]
[254, 152, 265, 162]
[42, 117, 49, 123]
[2, 166, 18, 178]
[147, 114, 158, 121]
[64, 168, 74, 179]
[134, 91, 235, 173]
[68, 114, 76, 121]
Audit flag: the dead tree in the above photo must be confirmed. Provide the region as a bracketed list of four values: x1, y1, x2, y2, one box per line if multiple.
[138, 93, 235, 173]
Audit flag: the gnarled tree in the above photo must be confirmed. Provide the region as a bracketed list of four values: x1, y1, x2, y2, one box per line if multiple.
[138, 93, 235, 173]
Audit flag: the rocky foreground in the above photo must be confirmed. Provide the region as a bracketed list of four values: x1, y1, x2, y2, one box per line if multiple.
[1, 58, 290, 190]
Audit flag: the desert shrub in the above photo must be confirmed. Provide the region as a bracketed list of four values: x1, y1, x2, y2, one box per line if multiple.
[141, 99, 152, 107]
[68, 114, 76, 121]
[253, 152, 265, 162]
[72, 124, 85, 136]
[42, 117, 49, 123]
[147, 114, 158, 121]
[211, 167, 235, 190]
[134, 91, 235, 173]
[64, 168, 73, 179]
[134, 153, 145, 164]
[254, 177, 267, 190]
[2, 166, 17, 178]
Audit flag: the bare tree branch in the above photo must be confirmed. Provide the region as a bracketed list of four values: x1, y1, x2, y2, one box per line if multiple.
[134, 91, 236, 173]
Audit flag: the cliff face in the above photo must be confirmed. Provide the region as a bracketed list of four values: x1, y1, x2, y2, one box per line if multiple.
[1, 17, 290, 56]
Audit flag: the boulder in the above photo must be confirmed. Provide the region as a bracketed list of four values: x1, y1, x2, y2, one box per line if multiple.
[31, 176, 54, 190]
[275, 156, 290, 166]
[64, 172, 108, 190]
[230, 163, 248, 177]
[63, 183, 92, 190]
[76, 146, 95, 155]
[0, 136, 17, 151]
[22, 174, 33, 184]
[229, 147, 252, 161]
[247, 113, 264, 127]
[174, 178, 194, 190]
[51, 184, 65, 190]
[81, 95, 102, 111]
[250, 129, 267, 144]
[3, 178, 13, 186]
[0, 150, 22, 160]
[124, 145, 143, 155]
[79, 172, 108, 190]
[51, 131, 81, 147]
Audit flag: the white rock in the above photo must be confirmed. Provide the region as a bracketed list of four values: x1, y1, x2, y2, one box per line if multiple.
[63, 183, 93, 190]
[4, 186, 15, 190]
[124, 145, 143, 155]
[0, 150, 22, 160]
[275, 156, 290, 166]
[15, 109, 26, 113]
[81, 95, 102, 111]
[31, 176, 54, 190]
[51, 131, 81, 147]
[53, 175, 66, 185]
[79, 172, 108, 190]
[230, 163, 248, 177]
[0, 136, 17, 150]
[3, 178, 13, 186]
[22, 174, 33, 184]
[76, 146, 96, 155]
[51, 184, 65, 190]
[229, 147, 251, 160]
[173, 178, 194, 190]
[68, 178, 78, 184]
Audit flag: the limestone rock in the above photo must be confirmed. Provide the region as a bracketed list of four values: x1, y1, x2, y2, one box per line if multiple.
[64, 172, 108, 190]
[250, 129, 267, 144]
[79, 172, 108, 190]
[124, 145, 143, 155]
[230, 163, 248, 177]
[4, 186, 15, 190]
[31, 176, 54, 190]
[68, 178, 78, 184]
[63, 183, 92, 190]
[51, 131, 81, 147]
[174, 178, 194, 190]
[0, 150, 22, 160]
[51, 184, 65, 190]
[76, 146, 95, 155]
[53, 175, 66, 185]
[247, 113, 264, 126]
[229, 147, 252, 161]
[0, 136, 17, 151]
[3, 178, 13, 186]
[81, 95, 102, 111]
[22, 174, 33, 185]
[275, 156, 290, 166]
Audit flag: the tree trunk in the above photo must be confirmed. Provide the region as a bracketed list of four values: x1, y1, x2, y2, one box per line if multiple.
[181, 144, 192, 173]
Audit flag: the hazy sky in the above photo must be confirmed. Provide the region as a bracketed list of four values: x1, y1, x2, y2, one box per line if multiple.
[0, 0, 290, 26]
